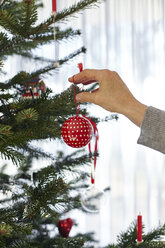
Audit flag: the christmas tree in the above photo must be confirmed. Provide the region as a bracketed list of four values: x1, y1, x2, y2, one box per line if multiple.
[0, 1, 165, 248]
[0, 0, 104, 247]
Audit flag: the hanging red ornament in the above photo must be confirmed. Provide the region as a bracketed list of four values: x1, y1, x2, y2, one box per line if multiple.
[57, 218, 73, 238]
[61, 115, 93, 148]
[61, 63, 95, 148]
[62, 63, 99, 198]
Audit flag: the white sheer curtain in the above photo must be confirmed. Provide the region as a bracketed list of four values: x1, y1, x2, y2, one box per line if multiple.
[2, 0, 165, 247]
[55, 0, 165, 246]
[52, 1, 165, 246]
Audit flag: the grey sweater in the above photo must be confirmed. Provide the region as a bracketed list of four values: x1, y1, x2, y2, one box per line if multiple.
[137, 106, 165, 154]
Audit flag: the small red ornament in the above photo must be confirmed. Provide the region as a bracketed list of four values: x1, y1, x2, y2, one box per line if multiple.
[57, 218, 73, 238]
[0, 230, 7, 236]
[61, 115, 93, 148]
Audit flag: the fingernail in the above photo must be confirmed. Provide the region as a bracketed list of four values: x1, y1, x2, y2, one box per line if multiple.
[68, 77, 73, 82]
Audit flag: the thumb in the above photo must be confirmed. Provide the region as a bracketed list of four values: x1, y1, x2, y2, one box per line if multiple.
[76, 92, 96, 103]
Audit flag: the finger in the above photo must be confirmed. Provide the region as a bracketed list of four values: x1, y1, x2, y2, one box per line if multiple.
[76, 92, 96, 104]
[68, 75, 96, 85]
[68, 69, 102, 84]
[69, 78, 97, 85]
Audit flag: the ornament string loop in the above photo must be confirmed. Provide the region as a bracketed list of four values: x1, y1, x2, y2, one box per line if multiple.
[73, 75, 80, 116]
[72, 63, 99, 185]
[73, 63, 83, 116]
[83, 115, 99, 185]
[52, 9, 59, 67]
[52, 13, 56, 43]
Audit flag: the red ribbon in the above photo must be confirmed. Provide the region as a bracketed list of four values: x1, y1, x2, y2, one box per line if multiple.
[73, 63, 83, 116]
[73, 76, 80, 116]
[78, 63, 83, 72]
[73, 63, 99, 185]
[83, 116, 99, 184]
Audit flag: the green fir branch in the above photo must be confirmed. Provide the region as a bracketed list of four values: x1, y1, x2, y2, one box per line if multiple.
[19, 0, 38, 36]
[0, 0, 39, 37]
[3, 47, 86, 90]
[56, 0, 103, 22]
[0, 27, 81, 59]
[29, 46, 86, 78]
[0, 35, 27, 58]
[135, 241, 165, 248]
[16, 108, 39, 123]
[55, 152, 91, 172]
[105, 222, 165, 248]
[0, 0, 98, 59]
[31, 0, 103, 35]
[52, 236, 85, 248]
[12, 28, 81, 60]
[0, 209, 32, 247]
[22, 178, 70, 217]
[15, 53, 56, 63]
[1, 147, 25, 166]
[1, 0, 43, 17]
[8, 240, 35, 248]
[0, 85, 87, 158]
[0, 1, 106, 247]
[0, 124, 12, 141]
[0, 59, 3, 70]
[22, 144, 55, 160]
[0, 10, 20, 35]
[0, 0, 21, 12]
[143, 224, 165, 242]
[32, 27, 81, 44]
[105, 245, 116, 248]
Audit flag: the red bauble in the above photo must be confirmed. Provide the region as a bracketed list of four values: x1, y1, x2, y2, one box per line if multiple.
[57, 218, 73, 238]
[61, 116, 93, 148]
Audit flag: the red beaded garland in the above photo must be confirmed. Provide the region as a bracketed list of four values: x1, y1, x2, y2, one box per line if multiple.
[61, 115, 93, 148]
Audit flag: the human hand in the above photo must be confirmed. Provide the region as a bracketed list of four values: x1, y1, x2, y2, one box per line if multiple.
[68, 69, 147, 127]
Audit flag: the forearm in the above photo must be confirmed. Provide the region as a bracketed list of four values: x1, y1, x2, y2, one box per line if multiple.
[122, 98, 148, 127]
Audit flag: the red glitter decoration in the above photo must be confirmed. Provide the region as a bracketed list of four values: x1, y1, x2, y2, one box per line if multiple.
[61, 115, 93, 148]
[57, 218, 73, 238]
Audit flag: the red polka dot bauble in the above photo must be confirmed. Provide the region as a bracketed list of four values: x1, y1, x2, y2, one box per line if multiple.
[61, 115, 93, 148]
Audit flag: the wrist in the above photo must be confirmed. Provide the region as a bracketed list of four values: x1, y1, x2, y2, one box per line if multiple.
[123, 98, 148, 127]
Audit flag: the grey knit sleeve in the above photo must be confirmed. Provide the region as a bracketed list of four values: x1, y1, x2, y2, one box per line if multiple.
[137, 106, 165, 154]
